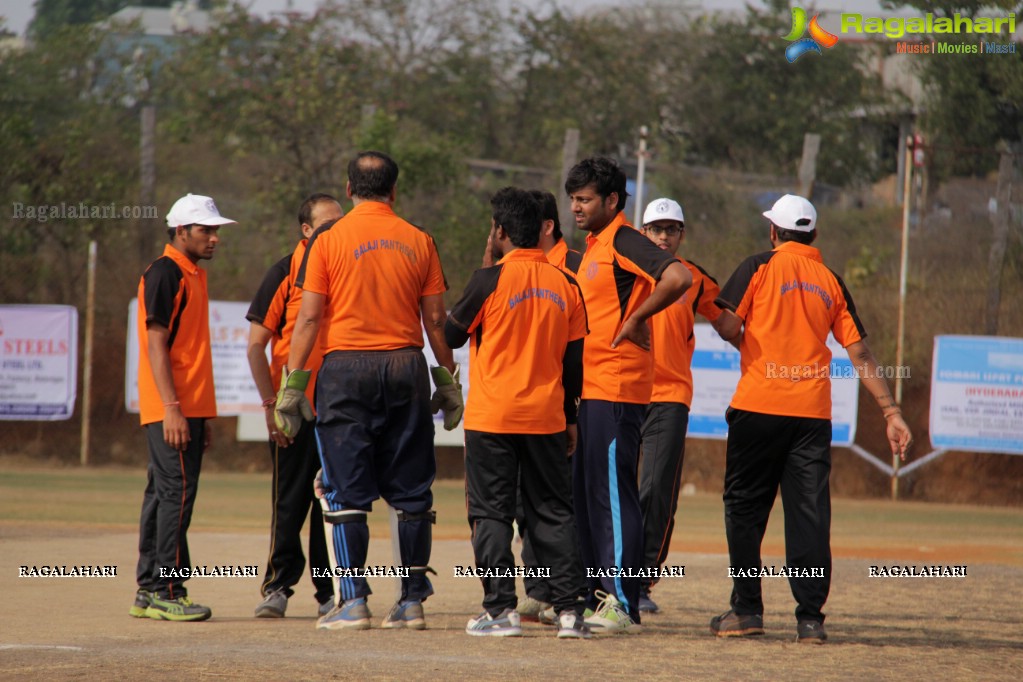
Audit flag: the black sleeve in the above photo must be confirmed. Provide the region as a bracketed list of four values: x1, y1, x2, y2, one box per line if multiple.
[828, 267, 867, 339]
[613, 227, 677, 281]
[562, 339, 583, 425]
[246, 255, 292, 324]
[564, 248, 583, 274]
[444, 265, 503, 349]
[715, 251, 774, 313]
[295, 220, 335, 290]
[142, 257, 182, 329]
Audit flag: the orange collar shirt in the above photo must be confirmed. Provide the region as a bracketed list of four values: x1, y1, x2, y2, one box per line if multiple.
[546, 238, 583, 275]
[715, 241, 865, 419]
[137, 244, 217, 425]
[247, 238, 324, 407]
[578, 212, 678, 404]
[297, 202, 448, 352]
[447, 248, 588, 434]
[650, 259, 723, 406]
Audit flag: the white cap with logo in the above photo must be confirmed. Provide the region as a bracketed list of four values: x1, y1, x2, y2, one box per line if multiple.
[166, 193, 237, 228]
[642, 197, 685, 226]
[762, 194, 816, 232]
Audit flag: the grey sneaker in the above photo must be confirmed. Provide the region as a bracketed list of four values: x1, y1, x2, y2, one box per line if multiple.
[709, 609, 764, 637]
[797, 619, 828, 644]
[129, 590, 152, 618]
[381, 600, 426, 630]
[254, 589, 288, 618]
[318, 599, 334, 617]
[317, 597, 371, 630]
[516, 596, 551, 622]
[538, 606, 558, 626]
[466, 608, 522, 637]
[145, 595, 212, 622]
[557, 611, 593, 639]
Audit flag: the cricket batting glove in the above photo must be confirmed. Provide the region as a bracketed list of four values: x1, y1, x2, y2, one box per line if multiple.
[430, 364, 464, 431]
[274, 368, 314, 438]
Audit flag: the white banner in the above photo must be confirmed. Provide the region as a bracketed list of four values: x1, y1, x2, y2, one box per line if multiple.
[126, 299, 263, 416]
[689, 323, 859, 445]
[930, 335, 1023, 455]
[0, 305, 78, 420]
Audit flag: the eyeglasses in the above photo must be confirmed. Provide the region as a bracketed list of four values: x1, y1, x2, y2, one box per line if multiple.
[645, 225, 684, 236]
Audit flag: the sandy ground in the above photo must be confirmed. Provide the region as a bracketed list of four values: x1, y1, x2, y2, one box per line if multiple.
[2, 523, 1022, 681]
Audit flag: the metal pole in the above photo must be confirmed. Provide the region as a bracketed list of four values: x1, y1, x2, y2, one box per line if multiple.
[80, 239, 97, 466]
[892, 137, 913, 499]
[633, 126, 648, 228]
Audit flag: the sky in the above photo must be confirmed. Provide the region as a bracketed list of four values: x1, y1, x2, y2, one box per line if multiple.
[0, 0, 894, 38]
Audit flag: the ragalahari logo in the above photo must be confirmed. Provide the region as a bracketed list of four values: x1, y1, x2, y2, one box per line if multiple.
[784, 7, 839, 62]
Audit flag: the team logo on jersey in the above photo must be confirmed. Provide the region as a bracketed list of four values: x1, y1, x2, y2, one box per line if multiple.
[784, 7, 839, 62]
[585, 261, 599, 280]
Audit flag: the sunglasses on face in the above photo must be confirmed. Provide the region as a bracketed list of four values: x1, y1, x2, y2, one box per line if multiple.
[646, 225, 684, 236]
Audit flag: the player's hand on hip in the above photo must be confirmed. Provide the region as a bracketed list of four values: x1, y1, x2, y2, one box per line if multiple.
[274, 368, 314, 439]
[565, 424, 578, 457]
[886, 414, 913, 461]
[313, 468, 325, 499]
[163, 405, 190, 450]
[430, 364, 464, 431]
[612, 315, 651, 351]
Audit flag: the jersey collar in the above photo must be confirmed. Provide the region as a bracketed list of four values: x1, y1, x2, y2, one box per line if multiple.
[163, 243, 200, 275]
[498, 248, 547, 264]
[348, 201, 396, 218]
[585, 211, 632, 248]
[774, 240, 823, 262]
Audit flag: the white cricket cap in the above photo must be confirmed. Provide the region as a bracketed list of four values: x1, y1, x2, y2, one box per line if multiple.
[642, 197, 685, 226]
[762, 194, 816, 232]
[166, 193, 237, 228]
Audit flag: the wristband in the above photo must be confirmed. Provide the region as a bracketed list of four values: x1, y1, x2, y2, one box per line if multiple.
[164, 401, 180, 407]
[262, 397, 277, 408]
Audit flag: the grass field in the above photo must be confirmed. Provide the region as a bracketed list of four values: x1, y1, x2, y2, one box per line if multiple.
[2, 464, 1022, 680]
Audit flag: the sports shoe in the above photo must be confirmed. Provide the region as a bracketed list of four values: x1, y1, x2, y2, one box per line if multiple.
[317, 598, 371, 631]
[129, 589, 152, 618]
[638, 593, 660, 614]
[709, 609, 764, 637]
[584, 591, 642, 635]
[538, 606, 558, 626]
[516, 596, 551, 622]
[465, 608, 522, 637]
[254, 589, 287, 618]
[381, 600, 426, 630]
[318, 599, 334, 617]
[145, 595, 212, 622]
[796, 619, 828, 644]
[557, 611, 593, 639]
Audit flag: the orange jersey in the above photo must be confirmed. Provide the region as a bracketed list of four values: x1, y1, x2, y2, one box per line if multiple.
[137, 244, 217, 425]
[716, 241, 865, 419]
[546, 238, 583, 274]
[649, 260, 722, 405]
[447, 248, 588, 434]
[296, 201, 448, 352]
[578, 212, 678, 404]
[246, 239, 324, 406]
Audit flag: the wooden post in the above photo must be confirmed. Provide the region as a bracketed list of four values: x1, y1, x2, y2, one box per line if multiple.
[892, 137, 914, 500]
[139, 105, 156, 264]
[558, 128, 580, 248]
[985, 143, 1015, 336]
[798, 133, 821, 198]
[80, 240, 97, 466]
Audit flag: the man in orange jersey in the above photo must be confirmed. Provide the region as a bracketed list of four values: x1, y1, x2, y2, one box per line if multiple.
[711, 194, 912, 643]
[131, 193, 235, 622]
[565, 157, 692, 634]
[636, 197, 729, 615]
[282, 151, 459, 632]
[246, 193, 343, 619]
[446, 187, 591, 639]
[514, 189, 583, 623]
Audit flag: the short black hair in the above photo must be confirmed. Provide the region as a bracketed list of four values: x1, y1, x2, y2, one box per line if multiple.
[348, 151, 399, 200]
[491, 187, 541, 249]
[299, 193, 339, 227]
[773, 225, 817, 245]
[564, 156, 628, 213]
[166, 224, 193, 241]
[529, 189, 562, 240]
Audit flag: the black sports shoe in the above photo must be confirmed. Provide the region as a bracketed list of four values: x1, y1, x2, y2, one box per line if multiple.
[796, 619, 828, 644]
[709, 609, 765, 637]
